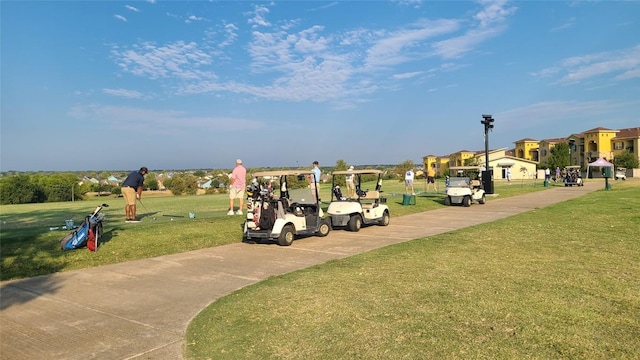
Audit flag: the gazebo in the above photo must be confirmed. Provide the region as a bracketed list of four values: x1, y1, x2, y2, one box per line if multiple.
[587, 157, 614, 190]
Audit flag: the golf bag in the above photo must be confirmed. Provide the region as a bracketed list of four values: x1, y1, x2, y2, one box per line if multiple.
[60, 204, 107, 252]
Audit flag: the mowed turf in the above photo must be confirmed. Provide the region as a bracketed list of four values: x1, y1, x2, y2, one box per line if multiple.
[185, 182, 640, 359]
[0, 178, 549, 280]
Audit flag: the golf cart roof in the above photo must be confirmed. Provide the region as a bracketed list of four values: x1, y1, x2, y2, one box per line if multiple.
[252, 170, 314, 177]
[331, 169, 383, 175]
[566, 165, 581, 169]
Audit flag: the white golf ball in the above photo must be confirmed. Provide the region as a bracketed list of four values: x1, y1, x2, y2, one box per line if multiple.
[171, 218, 174, 221]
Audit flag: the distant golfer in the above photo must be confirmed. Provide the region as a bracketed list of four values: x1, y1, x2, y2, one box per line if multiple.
[426, 163, 438, 192]
[122, 167, 148, 223]
[228, 159, 246, 215]
[405, 168, 415, 195]
[345, 165, 355, 197]
[309, 160, 322, 202]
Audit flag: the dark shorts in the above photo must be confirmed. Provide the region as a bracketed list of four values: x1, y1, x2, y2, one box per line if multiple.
[427, 176, 435, 184]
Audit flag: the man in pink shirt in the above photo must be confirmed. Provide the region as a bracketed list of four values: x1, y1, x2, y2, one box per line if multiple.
[228, 159, 247, 215]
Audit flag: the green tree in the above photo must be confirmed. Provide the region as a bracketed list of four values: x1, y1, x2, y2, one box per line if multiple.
[395, 160, 416, 182]
[146, 179, 159, 191]
[165, 173, 198, 195]
[333, 159, 348, 187]
[548, 142, 570, 170]
[613, 151, 639, 169]
[0, 175, 37, 204]
[36, 173, 79, 202]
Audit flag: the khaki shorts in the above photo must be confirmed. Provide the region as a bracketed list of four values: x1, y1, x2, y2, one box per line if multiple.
[122, 187, 137, 206]
[229, 187, 245, 199]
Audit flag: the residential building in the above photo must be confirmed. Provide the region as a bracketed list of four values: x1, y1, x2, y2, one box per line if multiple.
[448, 150, 476, 168]
[513, 138, 540, 162]
[611, 127, 640, 162]
[538, 137, 565, 164]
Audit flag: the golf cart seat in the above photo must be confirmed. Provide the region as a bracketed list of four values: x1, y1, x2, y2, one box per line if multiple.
[470, 180, 481, 189]
[359, 190, 380, 210]
[359, 190, 380, 200]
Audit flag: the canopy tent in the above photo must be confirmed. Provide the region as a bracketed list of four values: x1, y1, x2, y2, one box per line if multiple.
[587, 158, 614, 189]
[588, 157, 614, 167]
[587, 157, 613, 178]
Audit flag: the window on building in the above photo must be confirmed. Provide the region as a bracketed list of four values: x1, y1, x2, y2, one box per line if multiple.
[614, 142, 623, 150]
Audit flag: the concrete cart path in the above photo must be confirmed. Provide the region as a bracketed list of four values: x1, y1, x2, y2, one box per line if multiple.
[1, 183, 599, 360]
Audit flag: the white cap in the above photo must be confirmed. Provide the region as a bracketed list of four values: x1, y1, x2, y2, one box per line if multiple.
[349, 166, 354, 170]
[236, 159, 242, 164]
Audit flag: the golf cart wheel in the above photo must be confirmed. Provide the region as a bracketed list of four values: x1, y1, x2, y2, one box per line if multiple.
[444, 196, 451, 206]
[278, 225, 295, 246]
[348, 214, 362, 232]
[379, 210, 390, 226]
[462, 196, 472, 207]
[318, 218, 331, 237]
[479, 194, 486, 204]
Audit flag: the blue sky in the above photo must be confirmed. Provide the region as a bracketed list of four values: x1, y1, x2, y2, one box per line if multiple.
[1, 0, 639, 172]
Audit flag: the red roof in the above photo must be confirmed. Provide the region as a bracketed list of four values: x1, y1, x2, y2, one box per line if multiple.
[513, 138, 539, 143]
[540, 137, 566, 143]
[613, 127, 640, 139]
[582, 127, 617, 133]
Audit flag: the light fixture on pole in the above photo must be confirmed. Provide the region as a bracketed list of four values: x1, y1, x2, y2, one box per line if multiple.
[480, 114, 495, 194]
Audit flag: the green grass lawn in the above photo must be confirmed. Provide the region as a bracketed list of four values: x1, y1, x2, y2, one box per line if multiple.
[185, 182, 640, 359]
[0, 178, 554, 280]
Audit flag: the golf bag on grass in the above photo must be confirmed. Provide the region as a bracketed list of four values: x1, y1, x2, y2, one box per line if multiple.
[60, 204, 108, 252]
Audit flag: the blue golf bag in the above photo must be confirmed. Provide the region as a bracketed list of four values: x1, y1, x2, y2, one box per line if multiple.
[60, 204, 107, 251]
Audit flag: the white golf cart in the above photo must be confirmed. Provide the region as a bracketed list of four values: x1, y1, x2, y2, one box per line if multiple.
[327, 169, 390, 232]
[615, 167, 627, 180]
[444, 166, 486, 207]
[243, 170, 331, 246]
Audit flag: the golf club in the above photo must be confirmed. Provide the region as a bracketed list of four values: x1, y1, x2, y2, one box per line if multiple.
[137, 199, 158, 220]
[162, 214, 185, 218]
[137, 198, 151, 212]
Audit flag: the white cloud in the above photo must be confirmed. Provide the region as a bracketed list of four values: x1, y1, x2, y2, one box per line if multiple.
[125, 5, 139, 12]
[114, 14, 127, 22]
[550, 17, 575, 32]
[431, 26, 503, 59]
[535, 45, 640, 84]
[112, 41, 217, 80]
[365, 19, 460, 68]
[392, 0, 423, 8]
[186, 15, 206, 24]
[474, 0, 517, 28]
[219, 23, 239, 48]
[247, 4, 271, 28]
[559, 45, 640, 84]
[110, 1, 518, 106]
[102, 88, 145, 99]
[393, 71, 423, 79]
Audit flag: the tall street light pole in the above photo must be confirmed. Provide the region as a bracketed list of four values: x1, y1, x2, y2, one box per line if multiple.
[481, 114, 495, 194]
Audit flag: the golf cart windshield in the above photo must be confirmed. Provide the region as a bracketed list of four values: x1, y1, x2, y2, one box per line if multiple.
[448, 177, 470, 188]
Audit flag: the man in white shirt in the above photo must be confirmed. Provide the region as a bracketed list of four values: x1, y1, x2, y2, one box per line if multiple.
[345, 165, 355, 197]
[405, 168, 415, 195]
